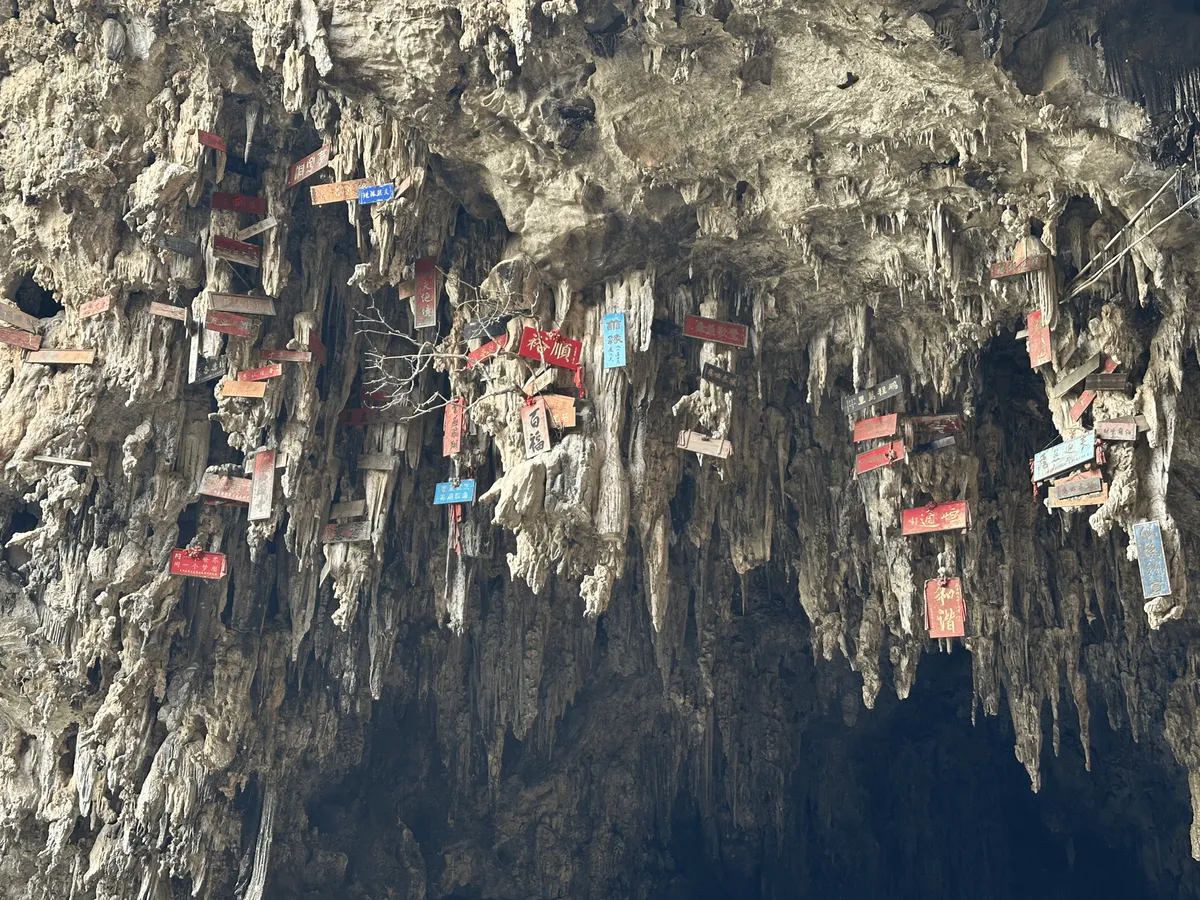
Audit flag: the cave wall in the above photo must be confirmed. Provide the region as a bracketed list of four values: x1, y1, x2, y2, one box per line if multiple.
[0, 0, 1199, 898]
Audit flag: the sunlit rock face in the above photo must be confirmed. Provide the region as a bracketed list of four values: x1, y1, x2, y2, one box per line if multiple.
[3, 1, 1200, 898]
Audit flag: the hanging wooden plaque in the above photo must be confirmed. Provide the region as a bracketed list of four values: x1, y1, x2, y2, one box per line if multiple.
[1084, 373, 1131, 393]
[990, 255, 1049, 279]
[603, 312, 627, 369]
[286, 144, 332, 188]
[676, 430, 733, 459]
[843, 376, 905, 416]
[855, 440, 906, 475]
[853, 413, 898, 443]
[149, 302, 188, 321]
[1048, 352, 1102, 399]
[1032, 430, 1096, 482]
[466, 334, 508, 368]
[205, 311, 254, 338]
[26, 350, 94, 365]
[322, 521, 372, 543]
[258, 349, 312, 363]
[237, 216, 279, 241]
[220, 380, 267, 398]
[517, 327, 582, 371]
[543, 394, 576, 428]
[78, 296, 112, 319]
[169, 548, 227, 579]
[198, 472, 252, 503]
[358, 453, 398, 471]
[683, 314, 748, 348]
[197, 131, 226, 153]
[522, 368, 556, 397]
[248, 449, 276, 521]
[152, 235, 201, 258]
[901, 500, 971, 535]
[310, 179, 372, 205]
[0, 327, 41, 351]
[1047, 480, 1107, 509]
[237, 363, 284, 382]
[925, 578, 966, 638]
[212, 236, 261, 267]
[1096, 418, 1138, 441]
[1025, 310, 1053, 368]
[434, 480, 476, 505]
[1132, 520, 1171, 600]
[211, 192, 267, 216]
[702, 363, 740, 393]
[209, 293, 277, 316]
[330, 499, 367, 519]
[521, 398, 551, 459]
[0, 304, 39, 333]
[907, 414, 964, 435]
[443, 398, 466, 456]
[413, 257, 438, 328]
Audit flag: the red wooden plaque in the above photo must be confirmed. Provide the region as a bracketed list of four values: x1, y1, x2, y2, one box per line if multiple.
[1026, 310, 1052, 368]
[212, 192, 268, 216]
[517, 327, 582, 370]
[248, 450, 275, 522]
[198, 473, 252, 504]
[466, 334, 508, 368]
[237, 363, 284, 382]
[213, 236, 261, 267]
[149, 302, 188, 321]
[1068, 358, 1117, 423]
[925, 578, 966, 638]
[197, 131, 226, 153]
[991, 255, 1049, 279]
[79, 296, 112, 319]
[169, 548, 227, 579]
[0, 326, 41, 351]
[286, 144, 332, 188]
[856, 440, 906, 475]
[205, 311, 253, 338]
[683, 314, 748, 348]
[443, 398, 466, 456]
[413, 258, 438, 328]
[258, 349, 312, 363]
[853, 414, 898, 443]
[902, 500, 971, 536]
[308, 332, 327, 366]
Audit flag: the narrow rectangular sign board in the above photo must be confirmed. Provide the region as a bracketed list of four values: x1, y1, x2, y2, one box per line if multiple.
[902, 500, 971, 535]
[521, 398, 551, 459]
[286, 145, 332, 189]
[1050, 472, 1104, 501]
[330, 499, 367, 519]
[1026, 310, 1053, 368]
[359, 183, 395, 205]
[702, 363, 739, 393]
[517, 327, 582, 370]
[854, 413, 898, 443]
[1133, 520, 1171, 599]
[258, 349, 312, 363]
[212, 236, 261, 268]
[855, 440, 906, 475]
[248, 449, 276, 521]
[991, 255, 1049, 279]
[603, 312, 627, 369]
[0, 304, 39, 333]
[209, 293, 276, 316]
[1048, 352, 1102, 399]
[1069, 359, 1118, 423]
[925, 578, 966, 638]
[843, 376, 905, 416]
[169, 548, 227, 579]
[322, 521, 371, 544]
[310, 179, 372, 205]
[237, 363, 283, 382]
[237, 217, 278, 242]
[357, 453, 398, 471]
[677, 430, 733, 459]
[1048, 480, 1108, 509]
[197, 131, 227, 153]
[220, 380, 267, 398]
[1096, 417, 1138, 441]
[466, 334, 508, 368]
[434, 480, 477, 505]
[205, 311, 254, 338]
[79, 296, 112, 319]
[412, 257, 438, 328]
[198, 473, 252, 504]
[26, 350, 94, 365]
[0, 327, 40, 351]
[33, 455, 91, 468]
[683, 314, 748, 349]
[443, 398, 466, 456]
[152, 235, 200, 258]
[1084, 373, 1131, 393]
[1032, 430, 1096, 482]
[150, 302, 188, 321]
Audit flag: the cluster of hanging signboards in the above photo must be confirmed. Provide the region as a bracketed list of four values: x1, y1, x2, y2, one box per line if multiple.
[840, 248, 1172, 640]
[0, 130, 762, 584]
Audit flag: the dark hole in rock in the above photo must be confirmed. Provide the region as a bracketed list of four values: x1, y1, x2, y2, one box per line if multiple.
[14, 273, 62, 319]
[58, 724, 77, 779]
[3, 503, 39, 570]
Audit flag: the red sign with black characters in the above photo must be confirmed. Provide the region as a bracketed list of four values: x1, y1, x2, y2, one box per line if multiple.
[855, 440, 906, 475]
[197, 131, 226, 153]
[517, 327, 582, 371]
[443, 398, 466, 456]
[205, 311, 254, 338]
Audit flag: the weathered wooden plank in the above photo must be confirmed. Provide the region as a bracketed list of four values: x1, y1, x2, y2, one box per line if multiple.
[843, 376, 905, 416]
[286, 145, 332, 188]
[1096, 417, 1138, 441]
[677, 430, 732, 459]
[32, 455, 91, 468]
[1133, 520, 1171, 599]
[0, 304, 39, 333]
[237, 363, 284, 382]
[219, 380, 267, 398]
[212, 236, 261, 268]
[149, 302, 188, 321]
[205, 311, 254, 338]
[329, 499, 367, 519]
[357, 453, 398, 471]
[853, 413, 898, 443]
[683, 314, 748, 348]
[208, 293, 277, 316]
[310, 179, 372, 205]
[1048, 352, 1102, 399]
[78, 296, 112, 319]
[248, 449, 276, 522]
[198, 473, 252, 503]
[0, 327, 40, 350]
[211, 192, 267, 216]
[236, 216, 279, 241]
[1084, 373, 1131, 393]
[702, 363, 740, 393]
[322, 521, 372, 543]
[26, 349, 94, 365]
[991, 254, 1049, 279]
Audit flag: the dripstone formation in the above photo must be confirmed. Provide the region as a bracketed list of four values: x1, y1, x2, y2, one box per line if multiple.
[2, 1, 1200, 898]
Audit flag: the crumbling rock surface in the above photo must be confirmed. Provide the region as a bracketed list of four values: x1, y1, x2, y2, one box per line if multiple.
[3, 0, 1200, 897]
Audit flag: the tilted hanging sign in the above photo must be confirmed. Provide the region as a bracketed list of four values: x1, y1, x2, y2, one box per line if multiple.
[286, 144, 332, 189]
[197, 131, 226, 153]
[208, 293, 277, 316]
[0, 327, 40, 351]
[248, 449, 276, 522]
[78, 296, 112, 319]
[855, 440, 906, 475]
[677, 430, 732, 459]
[212, 236, 261, 268]
[198, 473, 252, 504]
[466, 334, 508, 367]
[1132, 520, 1171, 600]
[853, 413, 898, 443]
[1069, 358, 1118, 423]
[1031, 431, 1097, 483]
[211, 192, 267, 216]
[901, 500, 971, 536]
[517, 327, 582, 370]
[843, 376, 905, 417]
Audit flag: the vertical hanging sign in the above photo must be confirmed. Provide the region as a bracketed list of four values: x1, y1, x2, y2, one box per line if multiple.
[521, 398, 551, 459]
[248, 450, 276, 522]
[443, 398, 466, 456]
[413, 258, 438, 328]
[924, 578, 966, 638]
[1132, 520, 1171, 600]
[1026, 310, 1053, 368]
[603, 312, 627, 369]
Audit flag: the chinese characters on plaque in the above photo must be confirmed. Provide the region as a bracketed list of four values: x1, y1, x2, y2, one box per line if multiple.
[434, 480, 477, 505]
[413, 258, 438, 329]
[682, 314, 748, 348]
[901, 500, 971, 536]
[603, 312, 627, 369]
[521, 398, 551, 459]
[1132, 520, 1171, 600]
[843, 376, 905, 417]
[1031, 431, 1096, 482]
[924, 578, 966, 638]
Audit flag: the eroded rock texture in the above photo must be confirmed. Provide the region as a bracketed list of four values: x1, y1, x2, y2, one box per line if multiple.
[3, 0, 1200, 897]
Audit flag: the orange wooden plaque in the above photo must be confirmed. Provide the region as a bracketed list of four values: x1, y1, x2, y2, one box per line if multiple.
[310, 179, 372, 205]
[79, 296, 112, 319]
[26, 349, 94, 365]
[220, 380, 267, 398]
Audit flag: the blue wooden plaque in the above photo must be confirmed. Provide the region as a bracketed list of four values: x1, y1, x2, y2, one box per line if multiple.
[603, 312, 626, 369]
[358, 183, 395, 205]
[1132, 520, 1171, 599]
[434, 479, 476, 505]
[1032, 430, 1095, 482]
